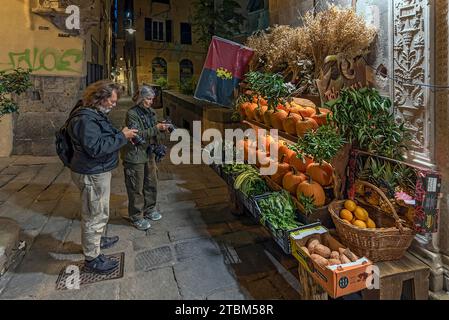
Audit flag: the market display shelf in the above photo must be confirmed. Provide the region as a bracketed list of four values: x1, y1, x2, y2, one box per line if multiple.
[242, 119, 298, 144]
[235, 190, 260, 222]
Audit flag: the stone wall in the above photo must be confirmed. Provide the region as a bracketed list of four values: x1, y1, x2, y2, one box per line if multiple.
[13, 75, 84, 155]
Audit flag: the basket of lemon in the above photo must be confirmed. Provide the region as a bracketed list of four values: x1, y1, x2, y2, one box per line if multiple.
[328, 180, 415, 262]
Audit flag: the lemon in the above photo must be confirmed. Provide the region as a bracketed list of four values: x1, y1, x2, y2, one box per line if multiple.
[340, 209, 354, 222]
[354, 207, 369, 222]
[344, 200, 357, 212]
[353, 220, 367, 229]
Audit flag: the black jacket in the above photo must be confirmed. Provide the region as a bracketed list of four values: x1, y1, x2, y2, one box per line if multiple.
[68, 107, 127, 174]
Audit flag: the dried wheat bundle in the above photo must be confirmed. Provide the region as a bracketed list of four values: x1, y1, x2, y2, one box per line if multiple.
[301, 5, 377, 78]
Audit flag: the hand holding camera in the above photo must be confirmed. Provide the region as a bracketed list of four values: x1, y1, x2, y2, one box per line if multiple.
[122, 127, 139, 140]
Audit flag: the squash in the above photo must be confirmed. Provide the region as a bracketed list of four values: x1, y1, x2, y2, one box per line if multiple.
[297, 178, 326, 207]
[258, 134, 274, 154]
[278, 141, 295, 163]
[311, 107, 331, 126]
[256, 150, 270, 168]
[296, 113, 319, 137]
[292, 97, 316, 109]
[270, 109, 288, 130]
[283, 111, 301, 135]
[271, 155, 290, 185]
[239, 102, 252, 120]
[288, 152, 313, 173]
[253, 104, 268, 123]
[245, 103, 258, 120]
[282, 167, 307, 195]
[306, 162, 334, 186]
[263, 109, 274, 127]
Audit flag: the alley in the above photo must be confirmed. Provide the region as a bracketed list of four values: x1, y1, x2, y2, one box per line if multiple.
[0, 98, 301, 300]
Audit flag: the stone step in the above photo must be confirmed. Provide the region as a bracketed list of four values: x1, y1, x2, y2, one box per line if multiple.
[0, 218, 20, 276]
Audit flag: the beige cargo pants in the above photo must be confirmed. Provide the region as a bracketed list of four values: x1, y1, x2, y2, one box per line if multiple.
[71, 171, 111, 260]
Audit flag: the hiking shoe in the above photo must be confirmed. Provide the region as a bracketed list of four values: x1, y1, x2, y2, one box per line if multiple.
[100, 236, 119, 250]
[131, 218, 151, 231]
[84, 254, 118, 274]
[144, 211, 162, 221]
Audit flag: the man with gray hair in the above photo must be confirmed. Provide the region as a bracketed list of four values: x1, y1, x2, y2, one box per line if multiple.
[68, 80, 138, 274]
[122, 85, 170, 231]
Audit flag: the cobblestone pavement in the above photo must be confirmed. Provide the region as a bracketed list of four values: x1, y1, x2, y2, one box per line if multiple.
[0, 98, 301, 300]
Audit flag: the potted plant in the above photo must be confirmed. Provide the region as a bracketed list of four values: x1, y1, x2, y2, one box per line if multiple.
[0, 68, 32, 157]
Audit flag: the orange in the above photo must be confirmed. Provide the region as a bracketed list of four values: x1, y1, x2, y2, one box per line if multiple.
[353, 220, 367, 229]
[354, 207, 369, 222]
[344, 200, 357, 212]
[340, 209, 354, 222]
[366, 218, 376, 229]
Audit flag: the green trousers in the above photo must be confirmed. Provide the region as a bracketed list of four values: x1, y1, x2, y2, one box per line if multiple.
[123, 157, 158, 220]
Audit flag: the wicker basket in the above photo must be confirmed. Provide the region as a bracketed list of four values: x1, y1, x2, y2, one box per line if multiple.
[329, 180, 415, 262]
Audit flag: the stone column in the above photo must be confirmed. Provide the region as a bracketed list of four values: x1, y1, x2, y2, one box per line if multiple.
[434, 0, 449, 294]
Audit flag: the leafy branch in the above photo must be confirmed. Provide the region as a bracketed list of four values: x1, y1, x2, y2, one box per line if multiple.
[0, 68, 32, 118]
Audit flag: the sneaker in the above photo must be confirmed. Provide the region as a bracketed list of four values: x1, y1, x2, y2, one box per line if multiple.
[84, 254, 118, 274]
[100, 236, 119, 250]
[131, 218, 151, 231]
[144, 211, 162, 221]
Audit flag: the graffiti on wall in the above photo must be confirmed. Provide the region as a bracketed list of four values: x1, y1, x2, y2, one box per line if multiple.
[0, 48, 83, 73]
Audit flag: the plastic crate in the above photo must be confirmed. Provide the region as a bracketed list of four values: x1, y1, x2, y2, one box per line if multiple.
[254, 193, 308, 255]
[235, 191, 260, 221]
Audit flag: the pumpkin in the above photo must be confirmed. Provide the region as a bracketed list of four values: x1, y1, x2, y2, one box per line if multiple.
[270, 109, 288, 130]
[283, 111, 301, 135]
[292, 97, 316, 109]
[245, 103, 258, 120]
[283, 167, 307, 195]
[239, 102, 252, 120]
[258, 134, 274, 154]
[256, 150, 270, 168]
[263, 109, 274, 127]
[288, 152, 314, 173]
[306, 162, 334, 186]
[271, 155, 290, 185]
[254, 104, 268, 123]
[312, 107, 332, 126]
[297, 179, 326, 207]
[296, 113, 319, 137]
[278, 140, 295, 163]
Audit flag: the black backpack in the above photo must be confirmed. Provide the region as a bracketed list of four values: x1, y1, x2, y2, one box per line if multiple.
[55, 101, 84, 167]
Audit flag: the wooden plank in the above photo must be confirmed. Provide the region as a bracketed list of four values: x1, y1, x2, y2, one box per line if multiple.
[376, 252, 430, 278]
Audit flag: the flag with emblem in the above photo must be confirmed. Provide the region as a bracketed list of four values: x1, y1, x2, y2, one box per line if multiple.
[194, 36, 254, 107]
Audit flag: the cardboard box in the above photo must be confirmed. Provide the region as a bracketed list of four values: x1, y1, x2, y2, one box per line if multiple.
[290, 225, 373, 299]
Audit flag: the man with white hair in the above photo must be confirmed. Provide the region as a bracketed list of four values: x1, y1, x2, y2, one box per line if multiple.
[122, 85, 170, 231]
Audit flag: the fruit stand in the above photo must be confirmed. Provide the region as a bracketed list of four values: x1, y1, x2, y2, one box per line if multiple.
[206, 6, 442, 300]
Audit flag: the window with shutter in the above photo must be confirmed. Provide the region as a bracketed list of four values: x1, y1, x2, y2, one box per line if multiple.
[180, 23, 192, 45]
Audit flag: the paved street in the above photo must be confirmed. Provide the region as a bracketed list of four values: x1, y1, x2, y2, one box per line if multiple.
[0, 98, 301, 300]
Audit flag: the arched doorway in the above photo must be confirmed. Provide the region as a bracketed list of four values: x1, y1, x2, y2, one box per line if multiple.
[152, 57, 167, 83]
[179, 59, 193, 83]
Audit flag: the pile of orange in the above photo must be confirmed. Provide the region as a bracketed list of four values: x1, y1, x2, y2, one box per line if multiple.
[339, 200, 376, 229]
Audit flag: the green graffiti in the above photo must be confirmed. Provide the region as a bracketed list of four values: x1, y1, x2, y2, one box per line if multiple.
[0, 47, 83, 73]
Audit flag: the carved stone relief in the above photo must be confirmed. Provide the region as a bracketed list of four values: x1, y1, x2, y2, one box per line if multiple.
[393, 0, 433, 165]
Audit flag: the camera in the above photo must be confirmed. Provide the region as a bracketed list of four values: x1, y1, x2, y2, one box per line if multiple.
[129, 125, 146, 145]
[161, 118, 176, 133]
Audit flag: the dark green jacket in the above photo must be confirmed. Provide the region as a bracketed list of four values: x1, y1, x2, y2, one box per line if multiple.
[121, 105, 161, 165]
